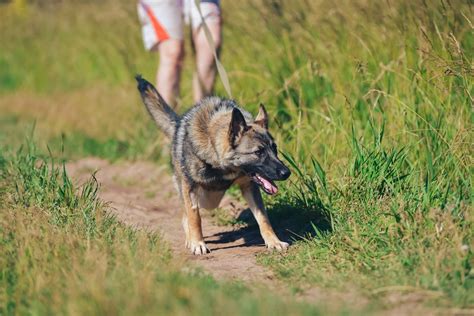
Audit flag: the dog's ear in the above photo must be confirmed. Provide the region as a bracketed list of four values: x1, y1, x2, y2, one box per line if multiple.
[254, 103, 268, 129]
[229, 108, 248, 147]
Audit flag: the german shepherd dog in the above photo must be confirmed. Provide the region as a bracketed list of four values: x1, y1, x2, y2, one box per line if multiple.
[136, 76, 291, 255]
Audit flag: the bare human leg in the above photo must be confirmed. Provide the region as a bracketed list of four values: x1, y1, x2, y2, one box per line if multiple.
[192, 19, 222, 102]
[156, 38, 184, 108]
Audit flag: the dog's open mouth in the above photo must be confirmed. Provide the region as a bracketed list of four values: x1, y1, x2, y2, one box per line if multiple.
[251, 174, 278, 195]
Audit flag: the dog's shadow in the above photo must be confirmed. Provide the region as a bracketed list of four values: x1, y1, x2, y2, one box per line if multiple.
[206, 202, 331, 251]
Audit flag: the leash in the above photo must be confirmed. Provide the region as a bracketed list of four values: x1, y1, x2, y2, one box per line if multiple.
[194, 0, 233, 98]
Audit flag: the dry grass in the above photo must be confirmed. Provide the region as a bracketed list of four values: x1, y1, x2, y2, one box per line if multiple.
[0, 145, 322, 315]
[0, 0, 472, 312]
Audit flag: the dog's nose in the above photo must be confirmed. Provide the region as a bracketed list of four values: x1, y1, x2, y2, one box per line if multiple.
[277, 167, 291, 180]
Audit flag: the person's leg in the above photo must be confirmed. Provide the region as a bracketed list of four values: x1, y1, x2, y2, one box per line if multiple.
[156, 39, 184, 107]
[190, 2, 222, 102]
[137, 0, 184, 108]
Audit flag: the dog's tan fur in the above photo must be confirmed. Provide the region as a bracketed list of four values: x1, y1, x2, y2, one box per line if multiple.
[136, 76, 291, 255]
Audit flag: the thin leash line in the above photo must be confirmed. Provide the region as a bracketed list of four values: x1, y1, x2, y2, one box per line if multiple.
[194, 0, 233, 99]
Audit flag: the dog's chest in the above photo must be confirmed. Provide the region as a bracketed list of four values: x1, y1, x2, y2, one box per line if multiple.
[196, 162, 240, 191]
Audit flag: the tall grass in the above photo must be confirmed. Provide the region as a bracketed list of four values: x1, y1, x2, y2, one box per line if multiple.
[0, 0, 472, 310]
[0, 0, 471, 164]
[264, 126, 472, 306]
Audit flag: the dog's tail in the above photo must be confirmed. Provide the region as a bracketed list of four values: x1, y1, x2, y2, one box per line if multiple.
[136, 75, 179, 139]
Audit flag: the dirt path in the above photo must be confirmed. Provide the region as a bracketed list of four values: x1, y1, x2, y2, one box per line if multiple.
[67, 157, 282, 284]
[68, 158, 453, 315]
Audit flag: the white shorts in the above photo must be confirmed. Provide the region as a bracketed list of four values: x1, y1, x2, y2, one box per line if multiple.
[137, 0, 221, 51]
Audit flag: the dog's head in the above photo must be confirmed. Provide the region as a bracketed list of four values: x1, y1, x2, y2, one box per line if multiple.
[225, 104, 291, 195]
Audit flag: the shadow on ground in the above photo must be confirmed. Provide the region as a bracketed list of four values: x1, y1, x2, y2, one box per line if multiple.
[207, 202, 331, 250]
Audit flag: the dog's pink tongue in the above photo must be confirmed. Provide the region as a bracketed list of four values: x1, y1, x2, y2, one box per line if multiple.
[257, 175, 278, 194]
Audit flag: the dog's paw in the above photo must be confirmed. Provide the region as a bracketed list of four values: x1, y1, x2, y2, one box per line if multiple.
[188, 240, 211, 255]
[266, 240, 289, 252]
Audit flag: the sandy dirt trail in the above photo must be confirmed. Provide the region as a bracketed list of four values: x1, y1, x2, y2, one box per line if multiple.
[67, 157, 284, 284]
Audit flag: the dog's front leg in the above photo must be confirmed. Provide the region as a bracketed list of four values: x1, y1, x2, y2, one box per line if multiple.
[182, 181, 210, 255]
[240, 182, 289, 251]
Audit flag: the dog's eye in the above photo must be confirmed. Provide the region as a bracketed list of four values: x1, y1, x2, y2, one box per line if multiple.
[255, 148, 265, 157]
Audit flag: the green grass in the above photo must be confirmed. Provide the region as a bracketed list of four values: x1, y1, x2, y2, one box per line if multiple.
[262, 127, 472, 307]
[0, 0, 472, 312]
[0, 141, 324, 315]
[210, 207, 247, 227]
[0, 115, 165, 162]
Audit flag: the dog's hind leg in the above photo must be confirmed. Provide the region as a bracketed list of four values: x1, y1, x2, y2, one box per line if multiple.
[239, 181, 289, 251]
[197, 188, 225, 210]
[182, 180, 210, 255]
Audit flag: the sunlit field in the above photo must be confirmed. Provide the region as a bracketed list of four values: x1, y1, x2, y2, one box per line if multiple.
[1, 0, 472, 314]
